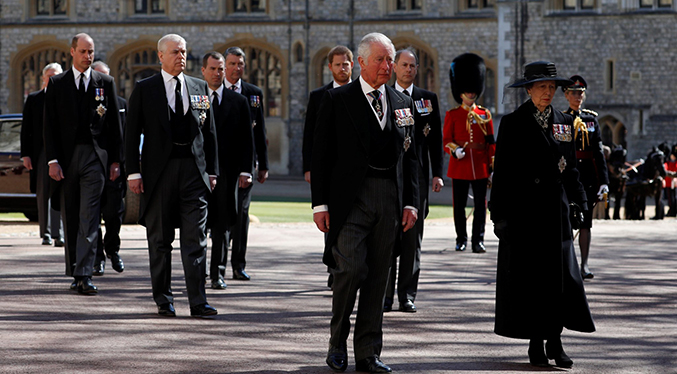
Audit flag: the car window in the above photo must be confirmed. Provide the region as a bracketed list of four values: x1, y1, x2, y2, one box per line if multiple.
[0, 120, 22, 153]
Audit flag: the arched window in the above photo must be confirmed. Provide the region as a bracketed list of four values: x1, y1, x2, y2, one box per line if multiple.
[294, 43, 304, 63]
[20, 48, 70, 101]
[239, 46, 282, 117]
[479, 68, 496, 113]
[112, 46, 161, 100]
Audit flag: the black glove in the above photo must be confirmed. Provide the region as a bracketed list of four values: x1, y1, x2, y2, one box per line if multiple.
[569, 202, 584, 230]
[493, 220, 507, 240]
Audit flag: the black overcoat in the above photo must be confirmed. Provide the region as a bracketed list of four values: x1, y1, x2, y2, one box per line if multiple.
[490, 100, 595, 339]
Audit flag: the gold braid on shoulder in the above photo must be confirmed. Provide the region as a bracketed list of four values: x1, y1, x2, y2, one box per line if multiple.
[466, 106, 492, 136]
[573, 116, 589, 149]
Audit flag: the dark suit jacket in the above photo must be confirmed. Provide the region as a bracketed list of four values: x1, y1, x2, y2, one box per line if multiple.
[409, 85, 444, 218]
[209, 85, 253, 230]
[43, 69, 122, 177]
[302, 82, 333, 173]
[311, 79, 420, 268]
[125, 73, 218, 225]
[21, 89, 45, 193]
[240, 81, 268, 172]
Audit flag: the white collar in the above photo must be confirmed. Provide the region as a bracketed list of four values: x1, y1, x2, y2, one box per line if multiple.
[395, 82, 413, 96]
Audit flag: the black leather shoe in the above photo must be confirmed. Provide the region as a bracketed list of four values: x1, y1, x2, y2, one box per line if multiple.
[190, 303, 218, 318]
[211, 278, 227, 289]
[54, 238, 65, 247]
[233, 269, 250, 280]
[400, 299, 417, 313]
[77, 278, 98, 295]
[108, 253, 124, 273]
[546, 338, 573, 368]
[455, 242, 467, 251]
[472, 242, 486, 253]
[355, 356, 392, 373]
[581, 270, 594, 279]
[93, 260, 105, 276]
[528, 339, 549, 367]
[383, 304, 392, 313]
[69, 280, 78, 291]
[42, 236, 52, 245]
[157, 303, 176, 317]
[326, 343, 347, 372]
[327, 273, 334, 288]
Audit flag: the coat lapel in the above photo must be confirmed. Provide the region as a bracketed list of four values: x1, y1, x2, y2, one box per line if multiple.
[150, 74, 171, 135]
[341, 80, 372, 153]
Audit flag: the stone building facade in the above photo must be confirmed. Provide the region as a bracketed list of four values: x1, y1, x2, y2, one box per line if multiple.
[1, 0, 675, 176]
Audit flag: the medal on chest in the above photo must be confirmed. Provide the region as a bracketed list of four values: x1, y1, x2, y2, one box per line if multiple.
[190, 95, 211, 126]
[553, 123, 572, 142]
[250, 95, 261, 108]
[423, 123, 431, 137]
[559, 156, 567, 173]
[404, 135, 411, 151]
[95, 88, 104, 102]
[96, 103, 106, 117]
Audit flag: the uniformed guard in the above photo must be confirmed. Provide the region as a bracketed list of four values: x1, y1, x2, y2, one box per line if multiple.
[443, 53, 495, 253]
[563, 75, 609, 280]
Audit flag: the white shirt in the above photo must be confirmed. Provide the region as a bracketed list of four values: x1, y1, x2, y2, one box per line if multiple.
[394, 82, 413, 97]
[224, 79, 241, 94]
[161, 69, 188, 115]
[359, 76, 387, 130]
[72, 66, 91, 91]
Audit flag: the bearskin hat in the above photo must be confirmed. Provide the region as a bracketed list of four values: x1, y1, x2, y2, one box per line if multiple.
[449, 53, 485, 104]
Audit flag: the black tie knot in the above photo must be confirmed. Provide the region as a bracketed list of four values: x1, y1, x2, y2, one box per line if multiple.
[402, 90, 410, 96]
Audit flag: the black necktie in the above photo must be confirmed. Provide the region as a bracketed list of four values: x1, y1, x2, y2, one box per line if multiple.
[173, 76, 184, 114]
[368, 90, 383, 121]
[212, 91, 219, 107]
[229, 85, 238, 92]
[78, 73, 85, 98]
[402, 90, 410, 96]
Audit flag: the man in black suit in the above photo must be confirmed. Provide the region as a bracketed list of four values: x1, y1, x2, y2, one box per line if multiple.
[302, 45, 354, 289]
[385, 49, 445, 314]
[223, 46, 269, 281]
[126, 34, 219, 318]
[312, 32, 419, 373]
[21, 62, 64, 247]
[201, 51, 254, 290]
[90, 61, 126, 277]
[43, 33, 123, 294]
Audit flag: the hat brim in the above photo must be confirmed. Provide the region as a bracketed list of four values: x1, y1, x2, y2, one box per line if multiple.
[509, 77, 573, 88]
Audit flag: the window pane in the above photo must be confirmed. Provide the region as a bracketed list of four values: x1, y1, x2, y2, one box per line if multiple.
[581, 0, 595, 8]
[659, 0, 672, 7]
[151, 0, 165, 13]
[37, 0, 49, 15]
[235, 0, 248, 12]
[135, 0, 147, 13]
[639, 0, 653, 7]
[252, 0, 266, 12]
[396, 0, 407, 10]
[320, 57, 332, 86]
[412, 0, 422, 10]
[485, 0, 496, 7]
[54, 0, 67, 14]
[563, 0, 577, 9]
[468, 0, 479, 9]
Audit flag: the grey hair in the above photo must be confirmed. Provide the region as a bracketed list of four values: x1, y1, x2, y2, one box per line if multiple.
[357, 33, 395, 63]
[91, 60, 110, 73]
[42, 62, 63, 76]
[395, 48, 418, 65]
[158, 34, 186, 52]
[225, 46, 246, 61]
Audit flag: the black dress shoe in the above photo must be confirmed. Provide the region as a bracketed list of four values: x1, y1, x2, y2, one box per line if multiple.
[400, 299, 417, 313]
[54, 238, 65, 247]
[528, 339, 549, 367]
[190, 303, 218, 318]
[77, 278, 98, 295]
[472, 242, 486, 253]
[42, 236, 52, 245]
[455, 242, 467, 251]
[581, 270, 594, 279]
[69, 280, 78, 291]
[93, 260, 105, 276]
[108, 253, 124, 273]
[326, 343, 348, 372]
[211, 278, 227, 289]
[383, 304, 392, 313]
[157, 303, 176, 317]
[327, 273, 334, 288]
[233, 269, 250, 280]
[355, 356, 392, 373]
[546, 338, 574, 368]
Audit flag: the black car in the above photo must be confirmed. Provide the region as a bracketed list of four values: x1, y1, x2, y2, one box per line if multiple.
[0, 113, 37, 221]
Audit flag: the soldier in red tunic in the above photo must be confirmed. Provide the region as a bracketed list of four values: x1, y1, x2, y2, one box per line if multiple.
[443, 53, 495, 253]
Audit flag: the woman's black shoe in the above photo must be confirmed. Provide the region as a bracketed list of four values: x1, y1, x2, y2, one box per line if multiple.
[528, 339, 549, 367]
[546, 338, 574, 368]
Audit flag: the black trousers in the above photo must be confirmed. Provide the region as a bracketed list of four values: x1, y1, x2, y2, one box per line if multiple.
[230, 182, 252, 271]
[96, 175, 126, 263]
[452, 178, 488, 245]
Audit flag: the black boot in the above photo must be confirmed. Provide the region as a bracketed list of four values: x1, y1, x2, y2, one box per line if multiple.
[546, 337, 573, 368]
[528, 339, 549, 367]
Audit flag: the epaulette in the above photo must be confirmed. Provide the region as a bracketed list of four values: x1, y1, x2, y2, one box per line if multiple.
[476, 104, 490, 114]
[581, 108, 598, 117]
[450, 104, 462, 111]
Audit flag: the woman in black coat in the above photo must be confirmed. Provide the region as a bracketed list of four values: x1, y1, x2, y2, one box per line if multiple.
[490, 61, 595, 368]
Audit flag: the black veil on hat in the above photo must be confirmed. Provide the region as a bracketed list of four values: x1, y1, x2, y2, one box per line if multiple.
[449, 53, 485, 104]
[508, 61, 573, 88]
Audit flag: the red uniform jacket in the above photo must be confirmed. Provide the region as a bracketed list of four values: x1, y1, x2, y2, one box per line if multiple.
[443, 103, 495, 180]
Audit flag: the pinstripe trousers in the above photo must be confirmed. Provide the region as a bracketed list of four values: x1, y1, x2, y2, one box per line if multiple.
[329, 177, 400, 361]
[144, 158, 209, 308]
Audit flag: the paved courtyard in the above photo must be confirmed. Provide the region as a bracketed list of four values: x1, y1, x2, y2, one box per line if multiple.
[0, 208, 675, 373]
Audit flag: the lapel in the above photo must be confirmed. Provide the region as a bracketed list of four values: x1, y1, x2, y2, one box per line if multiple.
[185, 76, 199, 137]
[341, 80, 373, 153]
[63, 69, 80, 124]
[217, 84, 232, 121]
[150, 73, 171, 135]
[385, 84, 406, 138]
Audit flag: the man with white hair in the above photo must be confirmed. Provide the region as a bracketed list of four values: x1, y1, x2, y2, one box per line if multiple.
[126, 34, 219, 318]
[311, 32, 419, 373]
[21, 62, 65, 247]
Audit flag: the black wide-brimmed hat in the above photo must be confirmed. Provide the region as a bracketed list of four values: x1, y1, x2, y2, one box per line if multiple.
[508, 61, 573, 88]
[449, 53, 485, 104]
[562, 75, 587, 92]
